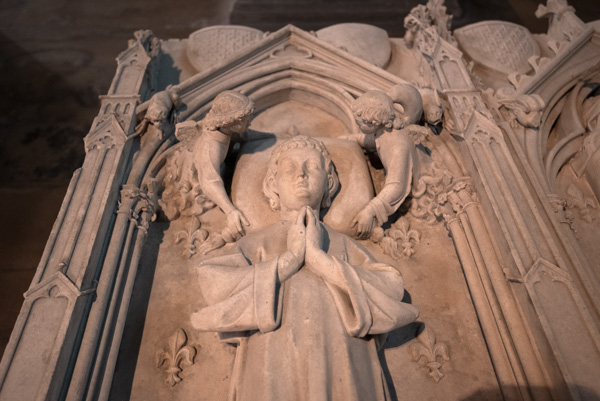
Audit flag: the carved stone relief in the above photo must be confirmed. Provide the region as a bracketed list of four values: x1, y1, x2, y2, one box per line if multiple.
[2, 2, 600, 401]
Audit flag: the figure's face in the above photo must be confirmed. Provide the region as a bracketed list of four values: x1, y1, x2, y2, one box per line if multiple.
[425, 106, 443, 125]
[355, 116, 382, 135]
[275, 147, 328, 212]
[223, 115, 251, 135]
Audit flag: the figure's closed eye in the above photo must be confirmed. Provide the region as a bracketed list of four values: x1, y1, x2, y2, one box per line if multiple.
[280, 161, 296, 175]
[306, 161, 321, 171]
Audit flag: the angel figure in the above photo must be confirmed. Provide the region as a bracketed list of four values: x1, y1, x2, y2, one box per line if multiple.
[344, 84, 426, 239]
[192, 90, 280, 253]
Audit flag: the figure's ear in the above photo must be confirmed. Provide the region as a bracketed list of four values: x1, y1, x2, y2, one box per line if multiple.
[321, 176, 333, 209]
[321, 163, 340, 209]
[263, 174, 281, 211]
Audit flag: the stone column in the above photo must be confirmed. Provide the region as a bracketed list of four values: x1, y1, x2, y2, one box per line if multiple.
[406, 2, 600, 397]
[0, 31, 160, 401]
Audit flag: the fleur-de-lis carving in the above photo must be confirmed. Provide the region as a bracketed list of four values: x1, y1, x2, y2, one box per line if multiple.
[381, 219, 420, 259]
[410, 326, 449, 383]
[155, 328, 197, 387]
[175, 215, 209, 258]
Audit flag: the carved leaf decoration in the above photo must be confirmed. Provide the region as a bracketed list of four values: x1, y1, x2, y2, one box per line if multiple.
[155, 328, 197, 387]
[192, 227, 209, 243]
[566, 184, 597, 223]
[508, 72, 522, 90]
[411, 165, 454, 225]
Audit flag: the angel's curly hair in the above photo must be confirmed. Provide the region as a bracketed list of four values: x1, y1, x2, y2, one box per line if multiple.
[263, 136, 340, 211]
[351, 90, 397, 129]
[203, 90, 255, 130]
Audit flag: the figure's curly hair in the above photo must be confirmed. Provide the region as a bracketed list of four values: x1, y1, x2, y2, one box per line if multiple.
[263, 136, 340, 211]
[204, 90, 255, 130]
[351, 90, 397, 129]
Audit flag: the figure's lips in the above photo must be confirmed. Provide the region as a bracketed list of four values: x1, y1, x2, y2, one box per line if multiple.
[295, 182, 310, 196]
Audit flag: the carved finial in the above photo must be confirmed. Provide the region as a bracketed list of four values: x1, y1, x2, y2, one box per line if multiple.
[129, 29, 160, 56]
[536, 0, 575, 21]
[404, 0, 456, 50]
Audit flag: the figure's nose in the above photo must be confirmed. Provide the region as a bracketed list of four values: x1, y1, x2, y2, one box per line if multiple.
[297, 166, 307, 178]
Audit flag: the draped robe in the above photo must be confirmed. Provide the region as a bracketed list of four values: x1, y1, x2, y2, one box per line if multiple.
[191, 220, 419, 401]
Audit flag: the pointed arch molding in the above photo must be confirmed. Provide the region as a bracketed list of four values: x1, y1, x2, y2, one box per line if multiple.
[172, 25, 409, 128]
[520, 27, 600, 192]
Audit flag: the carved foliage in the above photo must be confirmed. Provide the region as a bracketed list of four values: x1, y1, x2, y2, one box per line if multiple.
[547, 194, 575, 231]
[411, 158, 475, 229]
[156, 328, 197, 387]
[566, 184, 597, 223]
[159, 124, 215, 222]
[410, 326, 450, 383]
[410, 161, 453, 224]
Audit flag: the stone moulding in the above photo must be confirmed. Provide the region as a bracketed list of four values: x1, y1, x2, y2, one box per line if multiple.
[2, 2, 600, 400]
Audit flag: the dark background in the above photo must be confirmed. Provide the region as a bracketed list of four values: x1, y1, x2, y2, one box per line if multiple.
[1, 0, 598, 357]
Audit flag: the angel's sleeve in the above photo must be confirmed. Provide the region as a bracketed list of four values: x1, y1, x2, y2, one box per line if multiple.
[369, 132, 416, 224]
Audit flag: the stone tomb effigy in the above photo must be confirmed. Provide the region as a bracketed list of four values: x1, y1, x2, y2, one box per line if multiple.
[2, 1, 600, 400]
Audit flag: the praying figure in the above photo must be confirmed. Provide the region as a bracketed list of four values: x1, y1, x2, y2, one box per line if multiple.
[191, 136, 419, 401]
